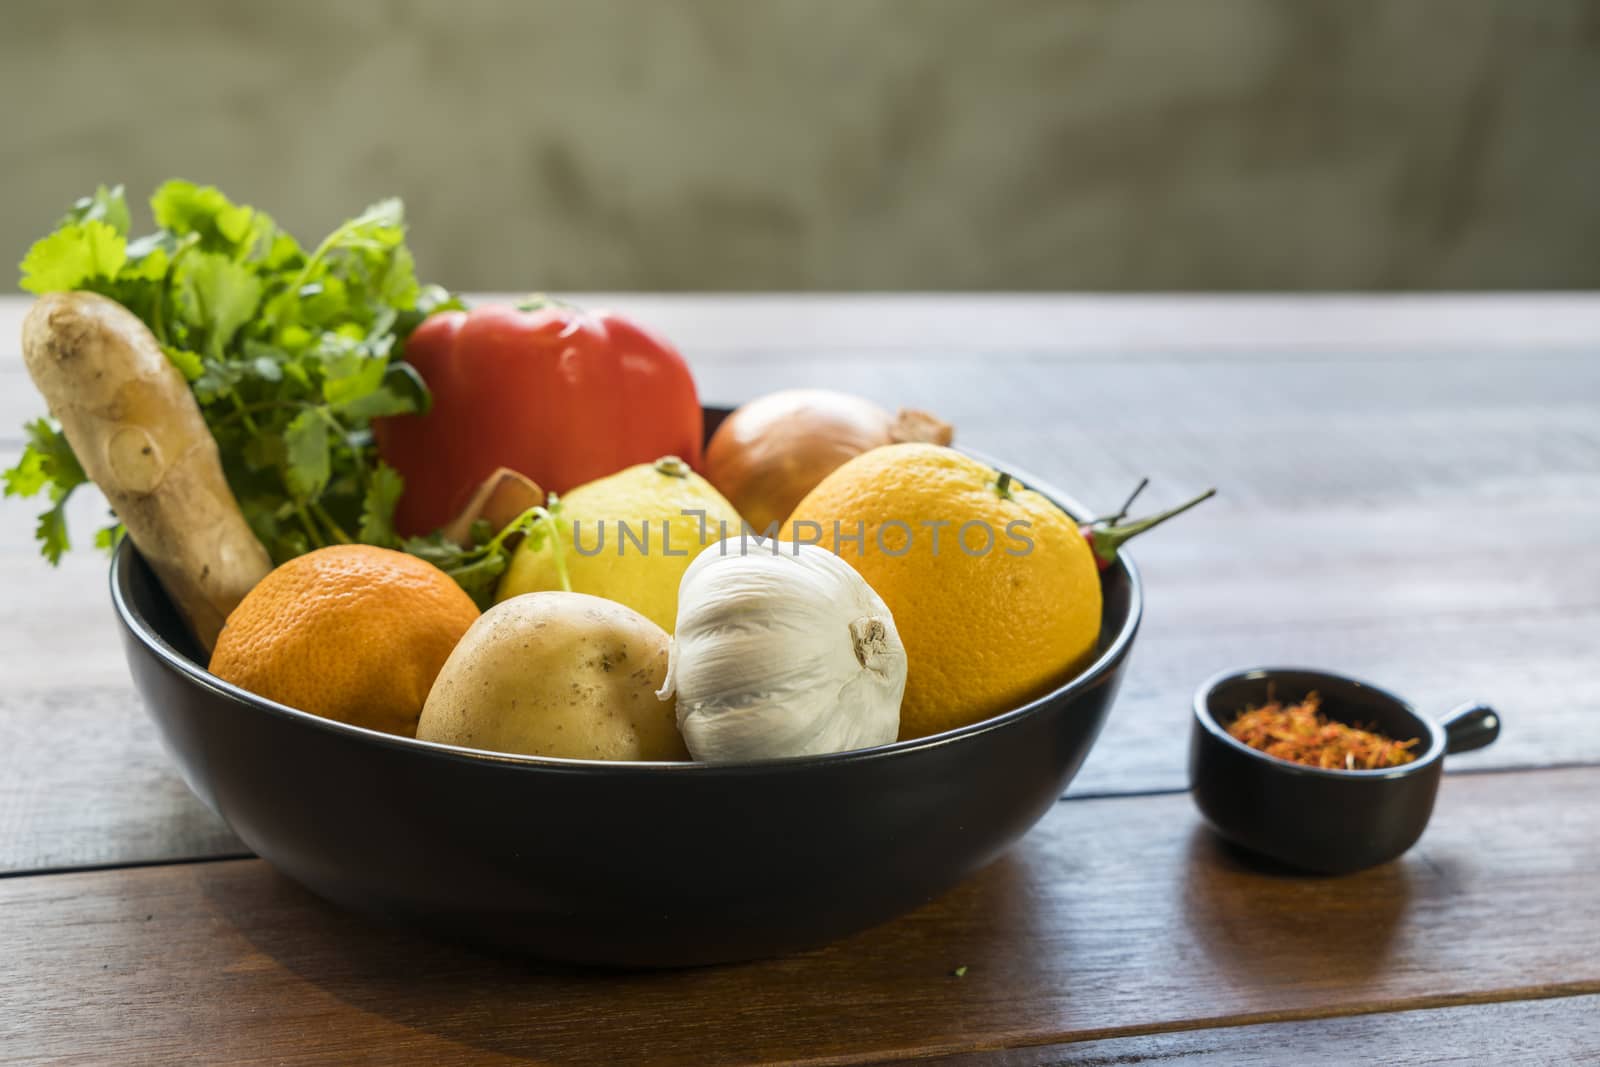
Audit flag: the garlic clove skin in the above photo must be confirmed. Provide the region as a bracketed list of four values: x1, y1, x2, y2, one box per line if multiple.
[659, 539, 906, 761]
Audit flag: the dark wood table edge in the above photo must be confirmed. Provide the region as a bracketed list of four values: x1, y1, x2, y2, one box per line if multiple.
[861, 987, 1600, 1066]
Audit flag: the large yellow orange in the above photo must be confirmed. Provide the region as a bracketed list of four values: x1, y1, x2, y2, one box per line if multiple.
[787, 443, 1101, 739]
[209, 545, 479, 736]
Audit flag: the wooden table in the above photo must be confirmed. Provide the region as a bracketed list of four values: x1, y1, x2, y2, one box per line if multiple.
[3, 294, 1598, 1064]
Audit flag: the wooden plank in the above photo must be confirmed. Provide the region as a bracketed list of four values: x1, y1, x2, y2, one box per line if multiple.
[10, 351, 1599, 506]
[688, 350, 1600, 509]
[2, 767, 1598, 1065]
[10, 294, 1600, 367]
[0, 460, 244, 871]
[9, 294, 1600, 446]
[546, 292, 1600, 355]
[0, 684, 243, 872]
[908, 993, 1600, 1066]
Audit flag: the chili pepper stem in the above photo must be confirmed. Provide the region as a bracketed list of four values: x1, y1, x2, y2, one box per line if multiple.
[1098, 477, 1149, 525]
[1083, 487, 1215, 567]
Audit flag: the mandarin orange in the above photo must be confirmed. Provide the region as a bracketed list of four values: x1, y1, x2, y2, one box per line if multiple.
[209, 545, 478, 736]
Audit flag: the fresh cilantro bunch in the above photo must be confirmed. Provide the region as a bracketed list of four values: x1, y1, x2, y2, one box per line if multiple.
[7, 181, 459, 564]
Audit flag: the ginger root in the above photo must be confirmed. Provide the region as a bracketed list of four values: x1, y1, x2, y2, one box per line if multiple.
[21, 292, 272, 650]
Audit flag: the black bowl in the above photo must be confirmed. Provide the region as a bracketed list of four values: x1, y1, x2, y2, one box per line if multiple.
[1190, 667, 1500, 875]
[111, 459, 1141, 966]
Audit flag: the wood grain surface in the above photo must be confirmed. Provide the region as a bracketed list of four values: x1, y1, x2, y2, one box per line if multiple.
[3, 295, 1598, 1063]
[913, 993, 1600, 1066]
[4, 766, 1598, 1065]
[2, 295, 1597, 875]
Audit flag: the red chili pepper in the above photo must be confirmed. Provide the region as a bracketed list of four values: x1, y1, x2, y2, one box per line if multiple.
[374, 299, 703, 537]
[1080, 483, 1215, 570]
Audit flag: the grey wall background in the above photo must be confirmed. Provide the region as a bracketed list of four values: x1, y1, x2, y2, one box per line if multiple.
[4, 0, 1598, 291]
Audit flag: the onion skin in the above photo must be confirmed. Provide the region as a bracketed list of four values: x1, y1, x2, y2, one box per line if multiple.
[705, 389, 952, 533]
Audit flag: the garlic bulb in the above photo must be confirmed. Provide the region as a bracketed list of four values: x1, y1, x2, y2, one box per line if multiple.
[658, 539, 907, 760]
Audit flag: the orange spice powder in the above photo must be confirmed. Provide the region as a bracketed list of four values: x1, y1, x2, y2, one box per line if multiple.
[1227, 692, 1419, 771]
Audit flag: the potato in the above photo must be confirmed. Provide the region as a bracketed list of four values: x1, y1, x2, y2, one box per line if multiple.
[417, 591, 688, 761]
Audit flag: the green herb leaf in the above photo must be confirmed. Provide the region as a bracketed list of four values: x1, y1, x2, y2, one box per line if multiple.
[357, 462, 405, 547]
[283, 409, 331, 501]
[402, 501, 563, 607]
[150, 180, 232, 232]
[377, 244, 420, 309]
[6, 421, 92, 565]
[336, 362, 429, 419]
[63, 184, 131, 236]
[18, 220, 127, 294]
[250, 355, 283, 383]
[35, 494, 75, 565]
[399, 531, 462, 569]
[174, 251, 264, 359]
[14, 181, 454, 566]
[94, 522, 126, 555]
[322, 351, 388, 408]
[123, 239, 171, 283]
[5, 420, 86, 500]
[161, 345, 205, 382]
[3, 445, 47, 499]
[150, 180, 277, 257]
[397, 284, 466, 337]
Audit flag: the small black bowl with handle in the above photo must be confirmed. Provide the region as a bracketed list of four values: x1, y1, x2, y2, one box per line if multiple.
[1190, 667, 1500, 875]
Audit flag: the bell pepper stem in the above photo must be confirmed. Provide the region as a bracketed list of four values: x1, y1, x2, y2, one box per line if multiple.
[515, 292, 577, 313]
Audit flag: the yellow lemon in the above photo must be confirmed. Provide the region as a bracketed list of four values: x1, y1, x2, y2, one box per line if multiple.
[498, 456, 744, 632]
[787, 443, 1101, 740]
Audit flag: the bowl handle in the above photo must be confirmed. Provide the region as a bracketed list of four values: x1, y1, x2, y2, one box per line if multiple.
[1440, 702, 1500, 755]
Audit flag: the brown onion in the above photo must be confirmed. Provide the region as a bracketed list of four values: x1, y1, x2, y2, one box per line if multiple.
[705, 389, 953, 533]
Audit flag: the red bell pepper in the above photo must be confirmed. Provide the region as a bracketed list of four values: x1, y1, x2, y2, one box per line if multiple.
[374, 301, 703, 537]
